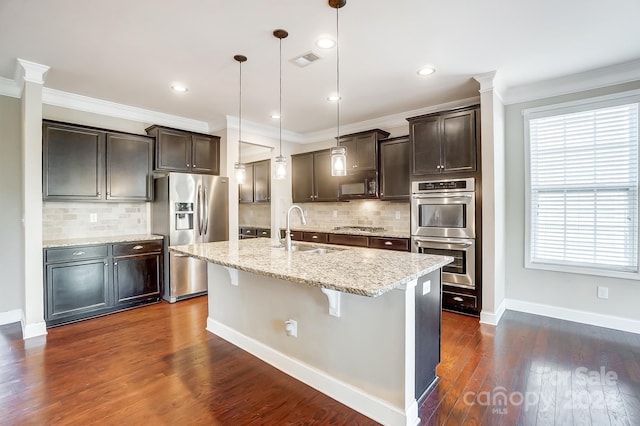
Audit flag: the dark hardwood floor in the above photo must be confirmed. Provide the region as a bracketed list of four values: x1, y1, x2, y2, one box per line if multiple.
[1, 297, 639, 425]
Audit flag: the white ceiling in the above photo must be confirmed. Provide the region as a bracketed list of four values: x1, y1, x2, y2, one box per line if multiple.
[1, 0, 639, 136]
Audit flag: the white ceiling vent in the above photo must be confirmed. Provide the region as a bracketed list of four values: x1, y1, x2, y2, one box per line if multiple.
[291, 51, 322, 67]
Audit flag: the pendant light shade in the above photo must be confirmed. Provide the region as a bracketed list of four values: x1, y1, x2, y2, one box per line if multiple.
[234, 54, 247, 184]
[273, 29, 288, 180]
[329, 0, 347, 177]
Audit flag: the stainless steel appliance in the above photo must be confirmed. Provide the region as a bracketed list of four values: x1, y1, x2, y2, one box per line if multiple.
[338, 171, 378, 199]
[152, 173, 229, 302]
[411, 178, 476, 290]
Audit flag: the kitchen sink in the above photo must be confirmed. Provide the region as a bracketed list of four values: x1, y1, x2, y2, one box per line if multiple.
[272, 243, 343, 254]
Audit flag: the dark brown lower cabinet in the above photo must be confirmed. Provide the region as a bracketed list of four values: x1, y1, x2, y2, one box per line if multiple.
[44, 239, 163, 327]
[45, 259, 110, 325]
[114, 254, 161, 306]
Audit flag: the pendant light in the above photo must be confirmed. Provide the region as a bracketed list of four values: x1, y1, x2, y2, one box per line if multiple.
[329, 0, 347, 177]
[234, 54, 247, 184]
[273, 29, 288, 180]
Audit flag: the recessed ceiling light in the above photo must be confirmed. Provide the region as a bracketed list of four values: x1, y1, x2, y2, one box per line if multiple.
[327, 94, 341, 102]
[171, 83, 188, 92]
[316, 37, 335, 49]
[417, 67, 436, 76]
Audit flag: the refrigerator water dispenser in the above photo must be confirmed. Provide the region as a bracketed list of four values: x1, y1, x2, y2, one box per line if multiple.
[175, 202, 194, 230]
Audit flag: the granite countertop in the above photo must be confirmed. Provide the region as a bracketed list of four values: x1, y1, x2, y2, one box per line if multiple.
[43, 234, 164, 248]
[286, 225, 410, 239]
[170, 238, 451, 297]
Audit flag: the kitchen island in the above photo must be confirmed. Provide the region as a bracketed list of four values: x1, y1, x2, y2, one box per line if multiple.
[170, 238, 452, 426]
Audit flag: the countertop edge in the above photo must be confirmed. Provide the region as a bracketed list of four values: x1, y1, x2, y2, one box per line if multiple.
[43, 234, 164, 248]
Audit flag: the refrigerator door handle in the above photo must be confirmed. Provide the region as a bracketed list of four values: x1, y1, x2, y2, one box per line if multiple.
[203, 185, 209, 235]
[196, 184, 203, 235]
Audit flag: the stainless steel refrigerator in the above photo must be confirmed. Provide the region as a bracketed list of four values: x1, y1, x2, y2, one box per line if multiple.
[151, 173, 229, 302]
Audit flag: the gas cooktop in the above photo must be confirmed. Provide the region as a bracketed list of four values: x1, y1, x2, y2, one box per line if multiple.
[332, 226, 386, 233]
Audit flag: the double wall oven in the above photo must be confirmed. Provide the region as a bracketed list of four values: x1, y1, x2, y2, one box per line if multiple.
[411, 178, 477, 310]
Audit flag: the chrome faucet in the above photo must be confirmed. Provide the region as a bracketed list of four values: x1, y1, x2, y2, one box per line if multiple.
[285, 205, 307, 251]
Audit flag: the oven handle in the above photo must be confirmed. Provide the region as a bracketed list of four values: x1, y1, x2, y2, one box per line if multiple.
[413, 238, 473, 248]
[411, 194, 473, 200]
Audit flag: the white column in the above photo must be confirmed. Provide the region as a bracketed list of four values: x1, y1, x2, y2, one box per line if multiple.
[16, 59, 49, 339]
[225, 116, 240, 241]
[473, 71, 507, 326]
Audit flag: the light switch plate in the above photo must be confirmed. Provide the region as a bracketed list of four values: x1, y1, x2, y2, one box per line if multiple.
[89, 213, 98, 223]
[395, 211, 401, 220]
[422, 280, 431, 295]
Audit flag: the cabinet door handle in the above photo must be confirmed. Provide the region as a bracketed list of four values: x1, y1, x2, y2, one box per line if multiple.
[193, 164, 196, 167]
[261, 231, 268, 235]
[104, 262, 108, 266]
[133, 245, 144, 250]
[453, 296, 464, 302]
[187, 163, 190, 167]
[384, 241, 393, 246]
[73, 251, 85, 256]
[246, 230, 252, 234]
[114, 262, 118, 266]
[312, 235, 319, 239]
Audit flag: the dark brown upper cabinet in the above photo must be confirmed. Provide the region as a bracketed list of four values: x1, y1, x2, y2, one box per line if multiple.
[379, 135, 410, 201]
[239, 159, 270, 204]
[338, 129, 390, 174]
[43, 121, 153, 202]
[291, 149, 338, 203]
[146, 125, 220, 175]
[407, 106, 480, 177]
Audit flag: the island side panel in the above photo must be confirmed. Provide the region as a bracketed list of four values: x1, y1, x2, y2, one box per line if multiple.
[206, 263, 409, 410]
[415, 269, 442, 401]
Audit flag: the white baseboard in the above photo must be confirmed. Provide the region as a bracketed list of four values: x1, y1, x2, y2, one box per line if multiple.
[479, 299, 507, 326]
[21, 320, 48, 340]
[0, 309, 23, 326]
[506, 299, 640, 334]
[207, 317, 418, 426]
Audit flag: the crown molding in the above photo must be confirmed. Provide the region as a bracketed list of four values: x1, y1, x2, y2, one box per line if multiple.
[502, 58, 640, 105]
[303, 96, 481, 143]
[0, 76, 20, 98]
[42, 88, 210, 133]
[224, 115, 307, 144]
[15, 58, 50, 90]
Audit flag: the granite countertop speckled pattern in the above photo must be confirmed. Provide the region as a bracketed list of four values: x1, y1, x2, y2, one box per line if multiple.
[43, 234, 164, 248]
[170, 238, 452, 297]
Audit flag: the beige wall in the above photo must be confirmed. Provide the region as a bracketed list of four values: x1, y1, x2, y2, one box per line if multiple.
[505, 81, 640, 321]
[0, 95, 24, 314]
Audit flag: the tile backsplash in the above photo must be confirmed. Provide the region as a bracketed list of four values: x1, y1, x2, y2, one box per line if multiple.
[239, 203, 271, 227]
[295, 200, 410, 233]
[43, 202, 148, 241]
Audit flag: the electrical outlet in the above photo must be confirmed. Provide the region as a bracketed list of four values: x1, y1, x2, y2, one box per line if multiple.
[395, 211, 401, 220]
[333, 210, 338, 218]
[597, 286, 609, 299]
[89, 213, 98, 223]
[422, 280, 431, 295]
[285, 319, 298, 337]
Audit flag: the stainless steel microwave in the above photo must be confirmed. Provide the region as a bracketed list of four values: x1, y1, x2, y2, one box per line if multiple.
[338, 171, 379, 200]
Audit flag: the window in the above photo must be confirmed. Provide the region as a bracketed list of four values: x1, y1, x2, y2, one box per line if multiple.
[524, 90, 640, 279]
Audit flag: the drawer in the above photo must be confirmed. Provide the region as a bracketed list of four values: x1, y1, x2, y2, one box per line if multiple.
[368, 237, 409, 251]
[45, 245, 108, 263]
[113, 240, 163, 257]
[240, 227, 258, 237]
[302, 232, 329, 243]
[443, 291, 477, 310]
[328, 233, 368, 247]
[256, 228, 271, 238]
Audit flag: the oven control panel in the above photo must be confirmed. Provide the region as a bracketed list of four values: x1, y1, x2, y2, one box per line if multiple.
[412, 177, 475, 193]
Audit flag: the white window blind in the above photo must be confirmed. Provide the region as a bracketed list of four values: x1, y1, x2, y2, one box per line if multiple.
[526, 95, 640, 278]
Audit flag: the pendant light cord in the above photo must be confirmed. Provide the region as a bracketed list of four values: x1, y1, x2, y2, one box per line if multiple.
[279, 36, 283, 156]
[238, 60, 242, 163]
[336, 5, 340, 146]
